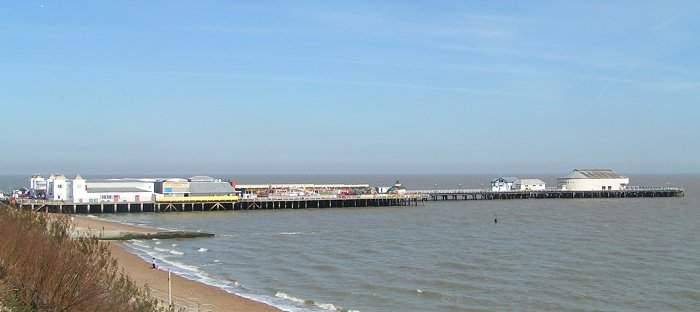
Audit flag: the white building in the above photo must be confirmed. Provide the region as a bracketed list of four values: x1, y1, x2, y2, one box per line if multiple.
[43, 174, 156, 203]
[83, 187, 153, 203]
[70, 175, 88, 203]
[491, 177, 518, 192]
[513, 179, 546, 191]
[30, 175, 47, 191]
[557, 169, 629, 191]
[46, 174, 68, 201]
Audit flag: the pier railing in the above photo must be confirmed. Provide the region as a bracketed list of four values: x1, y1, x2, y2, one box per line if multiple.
[409, 186, 684, 194]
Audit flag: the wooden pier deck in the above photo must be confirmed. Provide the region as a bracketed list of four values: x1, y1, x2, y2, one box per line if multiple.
[6, 186, 684, 214]
[10, 195, 422, 214]
[413, 186, 685, 201]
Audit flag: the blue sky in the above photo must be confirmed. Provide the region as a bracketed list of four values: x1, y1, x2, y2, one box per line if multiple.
[1, 1, 699, 174]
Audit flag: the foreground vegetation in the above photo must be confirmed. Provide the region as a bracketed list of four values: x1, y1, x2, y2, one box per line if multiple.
[0, 203, 171, 312]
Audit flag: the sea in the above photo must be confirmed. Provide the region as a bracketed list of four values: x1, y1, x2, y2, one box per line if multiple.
[2, 174, 699, 312]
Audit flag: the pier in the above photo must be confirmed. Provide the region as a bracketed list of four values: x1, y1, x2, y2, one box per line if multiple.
[11, 195, 423, 214]
[6, 187, 685, 214]
[413, 186, 685, 201]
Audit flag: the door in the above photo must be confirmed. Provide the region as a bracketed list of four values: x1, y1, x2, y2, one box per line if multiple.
[113, 195, 120, 203]
[135, 195, 140, 202]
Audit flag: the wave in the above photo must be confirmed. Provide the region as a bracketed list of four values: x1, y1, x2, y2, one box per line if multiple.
[275, 291, 306, 304]
[169, 250, 184, 256]
[198, 248, 209, 252]
[121, 244, 357, 312]
[275, 291, 359, 312]
[130, 240, 151, 249]
[279, 232, 302, 235]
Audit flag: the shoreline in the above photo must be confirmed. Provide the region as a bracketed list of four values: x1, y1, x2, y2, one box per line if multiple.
[71, 215, 282, 312]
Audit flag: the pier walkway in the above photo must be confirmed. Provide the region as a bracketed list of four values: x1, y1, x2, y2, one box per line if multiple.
[412, 186, 684, 201]
[11, 194, 422, 214]
[7, 186, 684, 214]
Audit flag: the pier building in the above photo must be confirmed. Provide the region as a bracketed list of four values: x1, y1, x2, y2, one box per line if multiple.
[46, 174, 68, 200]
[558, 169, 629, 191]
[156, 179, 190, 197]
[513, 179, 546, 191]
[154, 176, 238, 200]
[30, 175, 47, 194]
[490, 177, 518, 192]
[236, 183, 372, 198]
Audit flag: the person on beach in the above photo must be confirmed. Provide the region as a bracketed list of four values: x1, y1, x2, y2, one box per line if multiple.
[152, 257, 157, 269]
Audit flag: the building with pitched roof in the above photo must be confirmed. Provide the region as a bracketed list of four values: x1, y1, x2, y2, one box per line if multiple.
[491, 177, 518, 192]
[557, 169, 629, 191]
[513, 178, 546, 191]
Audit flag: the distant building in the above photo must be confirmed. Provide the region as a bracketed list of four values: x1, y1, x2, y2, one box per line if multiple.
[235, 184, 371, 197]
[189, 176, 219, 183]
[30, 175, 47, 191]
[189, 181, 237, 197]
[387, 180, 407, 194]
[47, 174, 68, 201]
[513, 179, 546, 191]
[490, 177, 518, 192]
[156, 179, 190, 197]
[557, 169, 629, 191]
[70, 175, 88, 203]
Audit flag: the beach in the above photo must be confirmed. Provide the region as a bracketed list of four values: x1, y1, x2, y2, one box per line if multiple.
[71, 215, 281, 312]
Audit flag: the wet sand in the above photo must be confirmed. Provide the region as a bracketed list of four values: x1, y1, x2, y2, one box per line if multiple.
[71, 216, 281, 312]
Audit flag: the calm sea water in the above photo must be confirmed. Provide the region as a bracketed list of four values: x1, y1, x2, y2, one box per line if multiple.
[3, 175, 699, 311]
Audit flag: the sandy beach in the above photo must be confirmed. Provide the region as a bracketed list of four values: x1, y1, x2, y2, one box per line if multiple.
[71, 216, 281, 312]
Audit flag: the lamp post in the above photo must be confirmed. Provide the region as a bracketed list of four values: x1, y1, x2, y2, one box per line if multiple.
[168, 270, 172, 307]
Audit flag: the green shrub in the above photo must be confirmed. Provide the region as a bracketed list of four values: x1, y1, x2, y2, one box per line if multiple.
[0, 204, 172, 312]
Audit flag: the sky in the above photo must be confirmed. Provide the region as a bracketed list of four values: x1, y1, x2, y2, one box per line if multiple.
[1, 1, 699, 175]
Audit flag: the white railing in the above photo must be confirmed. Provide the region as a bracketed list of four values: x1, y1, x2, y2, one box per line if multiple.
[246, 194, 422, 201]
[410, 186, 683, 194]
[16, 199, 154, 205]
[409, 189, 484, 194]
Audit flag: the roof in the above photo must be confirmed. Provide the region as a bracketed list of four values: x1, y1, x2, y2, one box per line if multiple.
[86, 187, 152, 193]
[190, 176, 216, 182]
[165, 178, 188, 182]
[189, 182, 235, 195]
[236, 184, 371, 189]
[491, 177, 518, 183]
[87, 178, 157, 183]
[563, 169, 624, 179]
[516, 179, 545, 184]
